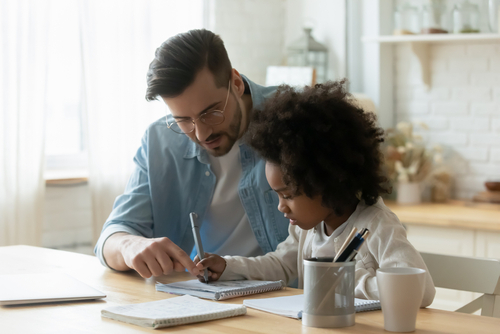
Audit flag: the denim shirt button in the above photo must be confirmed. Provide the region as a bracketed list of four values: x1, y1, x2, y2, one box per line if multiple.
[205, 171, 210, 176]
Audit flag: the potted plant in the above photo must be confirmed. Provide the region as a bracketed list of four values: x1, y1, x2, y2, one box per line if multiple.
[383, 122, 433, 204]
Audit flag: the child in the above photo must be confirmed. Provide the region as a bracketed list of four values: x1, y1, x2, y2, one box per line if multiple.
[195, 80, 436, 306]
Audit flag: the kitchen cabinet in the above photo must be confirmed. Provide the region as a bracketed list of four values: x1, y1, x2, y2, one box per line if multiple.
[386, 200, 500, 312]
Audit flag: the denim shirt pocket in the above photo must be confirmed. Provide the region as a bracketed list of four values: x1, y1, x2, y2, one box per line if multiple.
[264, 189, 289, 243]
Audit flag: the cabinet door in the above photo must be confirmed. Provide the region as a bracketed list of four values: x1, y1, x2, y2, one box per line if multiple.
[404, 224, 477, 312]
[404, 224, 475, 256]
[475, 231, 500, 259]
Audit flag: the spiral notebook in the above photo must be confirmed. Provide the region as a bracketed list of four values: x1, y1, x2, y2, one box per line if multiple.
[101, 295, 246, 329]
[243, 294, 380, 319]
[155, 279, 285, 301]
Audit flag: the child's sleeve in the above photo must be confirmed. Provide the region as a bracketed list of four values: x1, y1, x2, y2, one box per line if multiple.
[218, 225, 300, 285]
[354, 211, 436, 307]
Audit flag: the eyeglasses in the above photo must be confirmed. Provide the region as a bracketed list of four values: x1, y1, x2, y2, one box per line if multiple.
[167, 81, 231, 134]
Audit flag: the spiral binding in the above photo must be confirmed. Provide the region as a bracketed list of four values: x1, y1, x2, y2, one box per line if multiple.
[216, 281, 285, 300]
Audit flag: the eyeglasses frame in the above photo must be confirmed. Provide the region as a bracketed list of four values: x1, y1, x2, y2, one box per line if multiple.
[166, 80, 231, 134]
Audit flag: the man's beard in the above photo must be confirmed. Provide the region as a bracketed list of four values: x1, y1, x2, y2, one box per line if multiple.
[196, 101, 242, 157]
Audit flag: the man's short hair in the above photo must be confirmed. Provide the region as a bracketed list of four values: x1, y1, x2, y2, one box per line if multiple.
[146, 29, 232, 100]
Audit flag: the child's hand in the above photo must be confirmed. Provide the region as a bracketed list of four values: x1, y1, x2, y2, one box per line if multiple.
[193, 252, 227, 282]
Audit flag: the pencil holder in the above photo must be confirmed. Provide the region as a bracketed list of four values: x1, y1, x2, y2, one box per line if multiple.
[302, 257, 355, 328]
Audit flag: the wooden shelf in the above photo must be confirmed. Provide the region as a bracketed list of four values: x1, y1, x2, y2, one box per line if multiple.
[362, 34, 500, 89]
[362, 33, 500, 44]
[45, 169, 89, 185]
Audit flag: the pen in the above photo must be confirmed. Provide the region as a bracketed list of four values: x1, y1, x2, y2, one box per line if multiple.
[345, 230, 370, 262]
[335, 229, 368, 262]
[189, 212, 209, 283]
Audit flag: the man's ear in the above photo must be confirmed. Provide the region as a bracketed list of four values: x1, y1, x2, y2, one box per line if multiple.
[231, 68, 245, 98]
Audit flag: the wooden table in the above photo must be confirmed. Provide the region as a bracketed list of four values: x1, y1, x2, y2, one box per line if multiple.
[1, 246, 499, 333]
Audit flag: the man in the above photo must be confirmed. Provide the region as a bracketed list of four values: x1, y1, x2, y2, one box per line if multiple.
[94, 29, 289, 278]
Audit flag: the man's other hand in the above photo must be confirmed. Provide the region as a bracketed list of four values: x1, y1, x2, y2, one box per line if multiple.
[104, 233, 199, 278]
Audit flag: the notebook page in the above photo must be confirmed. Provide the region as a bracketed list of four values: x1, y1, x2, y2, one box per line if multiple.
[101, 295, 246, 328]
[243, 294, 380, 319]
[243, 294, 302, 319]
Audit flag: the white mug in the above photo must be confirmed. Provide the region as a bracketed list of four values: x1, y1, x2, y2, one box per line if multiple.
[376, 267, 426, 332]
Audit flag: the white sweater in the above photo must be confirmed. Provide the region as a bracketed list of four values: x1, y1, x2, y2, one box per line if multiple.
[220, 198, 436, 307]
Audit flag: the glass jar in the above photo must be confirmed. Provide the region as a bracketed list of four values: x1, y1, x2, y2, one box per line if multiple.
[421, 0, 449, 34]
[393, 2, 420, 35]
[452, 0, 480, 33]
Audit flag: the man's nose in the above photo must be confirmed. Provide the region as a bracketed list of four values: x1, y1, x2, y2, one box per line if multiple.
[194, 121, 212, 142]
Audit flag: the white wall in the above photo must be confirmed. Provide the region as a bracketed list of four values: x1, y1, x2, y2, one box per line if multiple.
[210, 0, 286, 85]
[394, 43, 500, 199]
[284, 0, 347, 81]
[210, 0, 347, 85]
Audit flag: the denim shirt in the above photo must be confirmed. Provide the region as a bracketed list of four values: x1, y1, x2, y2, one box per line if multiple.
[94, 76, 290, 268]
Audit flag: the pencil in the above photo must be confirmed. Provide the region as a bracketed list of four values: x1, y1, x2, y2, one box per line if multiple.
[334, 227, 357, 262]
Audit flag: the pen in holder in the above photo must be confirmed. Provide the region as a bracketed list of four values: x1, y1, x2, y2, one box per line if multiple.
[302, 258, 355, 328]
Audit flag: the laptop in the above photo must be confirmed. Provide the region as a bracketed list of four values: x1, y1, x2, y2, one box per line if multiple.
[0, 273, 106, 306]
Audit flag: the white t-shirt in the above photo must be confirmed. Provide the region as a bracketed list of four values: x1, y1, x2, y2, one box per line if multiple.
[312, 220, 349, 258]
[200, 142, 263, 257]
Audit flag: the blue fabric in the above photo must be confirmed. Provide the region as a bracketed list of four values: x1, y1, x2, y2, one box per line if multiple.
[94, 76, 290, 268]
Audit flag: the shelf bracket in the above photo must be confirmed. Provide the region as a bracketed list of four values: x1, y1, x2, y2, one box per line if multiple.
[410, 42, 431, 90]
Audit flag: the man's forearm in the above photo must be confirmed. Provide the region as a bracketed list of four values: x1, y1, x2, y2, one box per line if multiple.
[102, 233, 135, 271]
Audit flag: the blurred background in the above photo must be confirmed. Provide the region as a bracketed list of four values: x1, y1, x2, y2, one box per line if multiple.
[1, 0, 500, 312]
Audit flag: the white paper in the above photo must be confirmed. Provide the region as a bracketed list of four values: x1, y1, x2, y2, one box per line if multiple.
[243, 294, 380, 319]
[102, 295, 244, 320]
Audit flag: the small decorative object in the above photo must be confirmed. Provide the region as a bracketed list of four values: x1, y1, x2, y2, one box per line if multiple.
[473, 180, 500, 204]
[421, 0, 449, 34]
[286, 28, 328, 84]
[383, 122, 433, 205]
[452, 0, 480, 33]
[393, 2, 420, 35]
[428, 145, 452, 202]
[397, 182, 423, 205]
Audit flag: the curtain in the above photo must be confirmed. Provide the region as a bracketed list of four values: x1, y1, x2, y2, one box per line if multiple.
[79, 0, 204, 243]
[0, 0, 49, 246]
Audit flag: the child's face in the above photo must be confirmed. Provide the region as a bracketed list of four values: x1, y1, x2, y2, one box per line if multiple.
[265, 162, 334, 230]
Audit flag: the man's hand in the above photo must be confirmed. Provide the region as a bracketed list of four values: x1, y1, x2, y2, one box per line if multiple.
[103, 233, 199, 278]
[194, 252, 227, 282]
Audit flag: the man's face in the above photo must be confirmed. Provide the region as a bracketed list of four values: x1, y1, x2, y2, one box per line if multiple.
[162, 67, 243, 157]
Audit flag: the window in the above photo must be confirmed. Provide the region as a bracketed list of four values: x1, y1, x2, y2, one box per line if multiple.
[44, 1, 87, 171]
[44, 0, 205, 175]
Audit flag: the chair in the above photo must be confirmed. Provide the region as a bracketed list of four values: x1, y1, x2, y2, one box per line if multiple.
[420, 252, 500, 318]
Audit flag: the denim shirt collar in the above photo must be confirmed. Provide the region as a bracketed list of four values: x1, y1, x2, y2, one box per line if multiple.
[183, 75, 266, 162]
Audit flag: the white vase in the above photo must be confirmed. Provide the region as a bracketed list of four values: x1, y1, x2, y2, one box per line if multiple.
[397, 182, 421, 205]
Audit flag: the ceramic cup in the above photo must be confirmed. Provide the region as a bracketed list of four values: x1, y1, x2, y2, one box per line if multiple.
[376, 267, 426, 332]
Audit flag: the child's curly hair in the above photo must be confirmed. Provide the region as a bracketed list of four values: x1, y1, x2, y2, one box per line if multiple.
[246, 80, 390, 215]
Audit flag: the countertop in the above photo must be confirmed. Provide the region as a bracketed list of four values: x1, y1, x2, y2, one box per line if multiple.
[385, 200, 500, 232]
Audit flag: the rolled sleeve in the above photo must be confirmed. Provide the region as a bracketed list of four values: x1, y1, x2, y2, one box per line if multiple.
[94, 131, 155, 267]
[94, 224, 144, 269]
